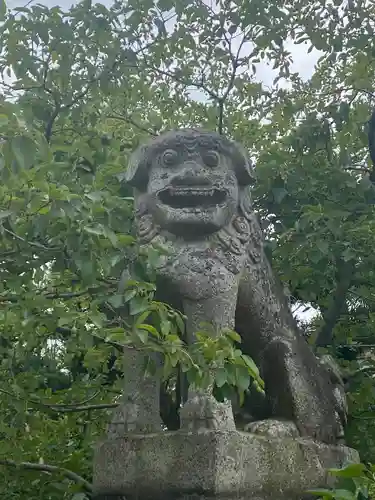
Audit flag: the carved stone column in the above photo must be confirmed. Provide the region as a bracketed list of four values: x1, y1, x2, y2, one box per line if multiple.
[107, 348, 162, 437]
[93, 346, 163, 500]
[179, 289, 238, 431]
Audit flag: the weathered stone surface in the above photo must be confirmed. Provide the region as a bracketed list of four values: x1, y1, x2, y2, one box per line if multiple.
[93, 430, 359, 500]
[92, 129, 358, 500]
[107, 349, 163, 436]
[180, 393, 236, 431]
[245, 418, 300, 438]
[124, 128, 347, 444]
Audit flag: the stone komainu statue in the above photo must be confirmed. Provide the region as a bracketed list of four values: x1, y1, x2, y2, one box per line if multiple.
[125, 128, 347, 445]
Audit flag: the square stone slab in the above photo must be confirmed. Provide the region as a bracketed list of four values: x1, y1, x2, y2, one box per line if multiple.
[93, 430, 358, 500]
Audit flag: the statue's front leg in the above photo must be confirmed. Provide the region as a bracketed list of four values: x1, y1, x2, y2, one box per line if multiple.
[179, 291, 237, 432]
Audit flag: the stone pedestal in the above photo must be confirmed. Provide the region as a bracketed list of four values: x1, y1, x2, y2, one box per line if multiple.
[93, 430, 358, 500]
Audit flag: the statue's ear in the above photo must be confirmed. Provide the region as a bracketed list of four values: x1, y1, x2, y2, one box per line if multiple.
[239, 186, 253, 221]
[233, 142, 256, 186]
[124, 144, 150, 190]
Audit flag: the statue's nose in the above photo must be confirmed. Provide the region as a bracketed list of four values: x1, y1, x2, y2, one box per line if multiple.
[170, 162, 211, 186]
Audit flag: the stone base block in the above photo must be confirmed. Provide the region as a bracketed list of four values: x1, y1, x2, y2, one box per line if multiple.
[93, 430, 358, 500]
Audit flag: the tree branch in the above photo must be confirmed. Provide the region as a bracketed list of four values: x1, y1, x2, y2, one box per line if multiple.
[44, 391, 101, 407]
[0, 284, 115, 303]
[2, 227, 59, 251]
[90, 331, 125, 351]
[145, 64, 220, 101]
[345, 165, 372, 174]
[0, 459, 93, 492]
[351, 414, 375, 420]
[0, 387, 118, 414]
[107, 113, 157, 136]
[315, 259, 355, 348]
[55, 326, 125, 351]
[45, 105, 61, 143]
[49, 403, 118, 413]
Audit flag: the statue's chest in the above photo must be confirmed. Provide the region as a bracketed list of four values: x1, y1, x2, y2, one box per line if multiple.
[155, 244, 240, 300]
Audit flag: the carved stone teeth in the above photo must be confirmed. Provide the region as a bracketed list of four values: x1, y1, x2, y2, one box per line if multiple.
[169, 188, 216, 196]
[179, 207, 202, 213]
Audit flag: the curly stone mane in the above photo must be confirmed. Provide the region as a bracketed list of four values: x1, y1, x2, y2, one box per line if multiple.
[126, 129, 260, 274]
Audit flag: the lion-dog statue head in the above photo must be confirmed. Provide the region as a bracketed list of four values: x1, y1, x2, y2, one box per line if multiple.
[125, 128, 255, 252]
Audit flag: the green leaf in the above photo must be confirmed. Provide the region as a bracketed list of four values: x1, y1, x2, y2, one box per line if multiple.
[316, 240, 329, 255]
[72, 493, 89, 500]
[0, 114, 8, 127]
[85, 191, 103, 202]
[135, 328, 148, 344]
[307, 488, 358, 500]
[108, 294, 123, 308]
[272, 187, 288, 203]
[330, 490, 357, 500]
[124, 289, 137, 302]
[175, 313, 185, 334]
[90, 313, 105, 327]
[235, 365, 251, 391]
[0, 0, 6, 21]
[103, 227, 118, 247]
[11, 136, 37, 169]
[328, 463, 367, 478]
[160, 320, 171, 336]
[215, 367, 227, 388]
[241, 354, 261, 380]
[0, 210, 12, 219]
[105, 328, 125, 342]
[57, 316, 72, 327]
[137, 323, 160, 338]
[83, 225, 104, 236]
[225, 329, 241, 343]
[135, 310, 151, 326]
[307, 489, 334, 498]
[168, 351, 179, 367]
[130, 296, 149, 316]
[186, 365, 203, 387]
[342, 248, 355, 262]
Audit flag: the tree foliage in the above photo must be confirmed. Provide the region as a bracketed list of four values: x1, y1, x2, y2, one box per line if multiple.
[0, 0, 375, 497]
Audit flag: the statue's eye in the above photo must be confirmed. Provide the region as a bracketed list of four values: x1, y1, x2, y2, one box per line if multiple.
[202, 150, 220, 168]
[161, 149, 178, 166]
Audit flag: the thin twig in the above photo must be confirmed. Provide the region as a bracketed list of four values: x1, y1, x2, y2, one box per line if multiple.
[0, 286, 106, 303]
[2, 227, 58, 251]
[49, 403, 118, 413]
[107, 114, 157, 136]
[47, 390, 100, 408]
[0, 459, 93, 492]
[315, 259, 355, 348]
[90, 332, 125, 351]
[0, 387, 118, 414]
[345, 166, 372, 174]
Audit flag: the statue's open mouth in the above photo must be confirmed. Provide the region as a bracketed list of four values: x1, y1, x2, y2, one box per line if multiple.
[158, 187, 227, 209]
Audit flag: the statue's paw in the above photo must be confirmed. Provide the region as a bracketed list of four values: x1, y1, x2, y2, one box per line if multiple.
[180, 392, 236, 431]
[294, 408, 344, 445]
[244, 419, 299, 439]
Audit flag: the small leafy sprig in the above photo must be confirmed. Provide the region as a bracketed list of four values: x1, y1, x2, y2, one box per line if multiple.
[112, 279, 264, 403]
[308, 462, 375, 500]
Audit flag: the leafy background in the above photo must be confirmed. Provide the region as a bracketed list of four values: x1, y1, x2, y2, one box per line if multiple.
[0, 0, 375, 498]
